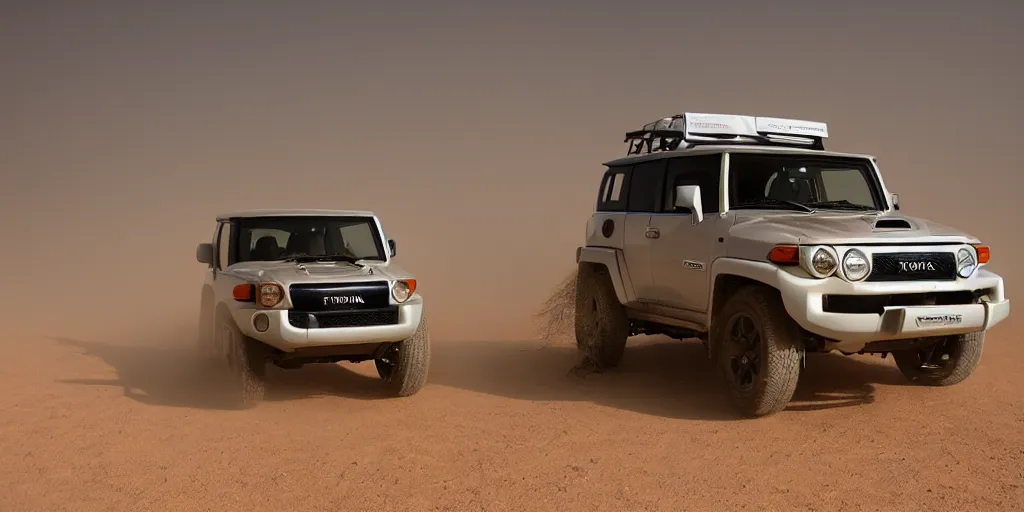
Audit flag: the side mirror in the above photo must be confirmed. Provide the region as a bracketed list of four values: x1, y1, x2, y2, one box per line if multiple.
[674, 185, 704, 224]
[196, 243, 214, 266]
[890, 193, 900, 211]
[387, 239, 397, 257]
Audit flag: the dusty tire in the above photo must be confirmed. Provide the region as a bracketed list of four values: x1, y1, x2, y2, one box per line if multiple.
[892, 332, 985, 386]
[712, 284, 802, 417]
[215, 308, 267, 408]
[574, 263, 629, 371]
[375, 313, 431, 397]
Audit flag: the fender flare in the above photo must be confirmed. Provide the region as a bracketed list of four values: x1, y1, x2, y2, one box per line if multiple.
[705, 257, 786, 324]
[576, 246, 636, 305]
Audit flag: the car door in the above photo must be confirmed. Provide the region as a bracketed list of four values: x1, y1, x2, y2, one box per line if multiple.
[621, 158, 667, 302]
[648, 154, 724, 314]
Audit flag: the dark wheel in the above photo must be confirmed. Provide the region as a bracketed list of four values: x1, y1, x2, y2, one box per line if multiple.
[892, 332, 985, 386]
[215, 308, 267, 407]
[712, 284, 802, 417]
[574, 263, 629, 371]
[375, 312, 431, 397]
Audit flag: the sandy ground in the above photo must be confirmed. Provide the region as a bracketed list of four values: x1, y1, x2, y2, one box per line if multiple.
[2, 318, 1022, 512]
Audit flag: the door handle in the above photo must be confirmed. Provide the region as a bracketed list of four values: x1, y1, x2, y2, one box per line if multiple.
[645, 227, 660, 239]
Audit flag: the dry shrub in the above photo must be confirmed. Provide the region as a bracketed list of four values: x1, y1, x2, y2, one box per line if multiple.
[534, 268, 578, 345]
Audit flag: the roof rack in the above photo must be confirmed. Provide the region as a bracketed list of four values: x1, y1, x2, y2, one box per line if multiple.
[624, 112, 828, 155]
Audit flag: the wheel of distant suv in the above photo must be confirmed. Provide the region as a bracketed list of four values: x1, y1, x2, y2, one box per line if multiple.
[712, 284, 803, 417]
[215, 308, 267, 407]
[375, 313, 431, 397]
[574, 263, 629, 371]
[891, 332, 985, 386]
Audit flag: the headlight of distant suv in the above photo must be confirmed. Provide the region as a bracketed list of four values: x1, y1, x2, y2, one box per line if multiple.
[392, 279, 417, 303]
[956, 246, 978, 278]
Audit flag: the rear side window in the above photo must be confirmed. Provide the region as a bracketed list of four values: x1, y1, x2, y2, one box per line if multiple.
[597, 165, 631, 212]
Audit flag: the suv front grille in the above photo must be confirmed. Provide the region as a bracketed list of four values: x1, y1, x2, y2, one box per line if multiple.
[288, 307, 400, 329]
[867, 252, 956, 282]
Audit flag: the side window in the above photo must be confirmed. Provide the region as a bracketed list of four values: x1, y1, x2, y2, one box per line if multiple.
[626, 159, 667, 213]
[216, 222, 232, 270]
[596, 166, 630, 212]
[664, 154, 722, 214]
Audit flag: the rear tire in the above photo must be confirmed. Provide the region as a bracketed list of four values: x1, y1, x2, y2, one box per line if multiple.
[892, 332, 984, 386]
[215, 308, 267, 408]
[375, 312, 431, 397]
[711, 284, 802, 418]
[574, 263, 629, 371]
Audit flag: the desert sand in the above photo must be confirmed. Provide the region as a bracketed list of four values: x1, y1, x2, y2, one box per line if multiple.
[1, 281, 1022, 511]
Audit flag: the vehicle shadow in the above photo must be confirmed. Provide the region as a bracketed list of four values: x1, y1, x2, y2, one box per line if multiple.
[49, 336, 394, 411]
[49, 335, 910, 418]
[426, 336, 910, 420]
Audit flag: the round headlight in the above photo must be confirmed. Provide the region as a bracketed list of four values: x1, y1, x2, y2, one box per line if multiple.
[392, 280, 412, 303]
[810, 248, 838, 277]
[842, 249, 870, 281]
[956, 247, 977, 278]
[258, 283, 283, 307]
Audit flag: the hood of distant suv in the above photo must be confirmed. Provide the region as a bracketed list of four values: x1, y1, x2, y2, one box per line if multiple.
[226, 260, 411, 287]
[729, 211, 980, 246]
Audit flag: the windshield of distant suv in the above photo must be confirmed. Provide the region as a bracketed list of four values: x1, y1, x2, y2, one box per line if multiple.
[728, 153, 884, 212]
[234, 216, 386, 263]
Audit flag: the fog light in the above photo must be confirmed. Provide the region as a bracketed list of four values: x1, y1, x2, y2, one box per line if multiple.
[253, 312, 270, 332]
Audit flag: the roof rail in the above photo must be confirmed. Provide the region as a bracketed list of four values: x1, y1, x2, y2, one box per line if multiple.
[624, 112, 828, 155]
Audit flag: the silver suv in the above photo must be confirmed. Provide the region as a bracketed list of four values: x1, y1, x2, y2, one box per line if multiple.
[573, 112, 1011, 417]
[195, 209, 429, 406]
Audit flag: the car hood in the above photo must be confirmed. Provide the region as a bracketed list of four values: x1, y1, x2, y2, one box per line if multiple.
[223, 260, 412, 286]
[729, 211, 980, 245]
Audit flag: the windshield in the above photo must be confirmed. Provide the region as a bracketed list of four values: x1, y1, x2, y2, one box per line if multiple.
[235, 216, 386, 263]
[728, 153, 883, 212]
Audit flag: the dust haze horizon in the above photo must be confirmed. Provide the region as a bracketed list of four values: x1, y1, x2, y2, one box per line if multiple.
[2, 1, 1021, 343]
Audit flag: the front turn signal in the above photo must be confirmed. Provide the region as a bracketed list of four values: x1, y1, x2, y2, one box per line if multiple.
[973, 245, 990, 264]
[768, 245, 800, 265]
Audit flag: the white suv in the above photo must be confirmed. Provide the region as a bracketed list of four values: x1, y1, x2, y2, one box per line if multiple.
[573, 113, 1011, 417]
[196, 209, 429, 406]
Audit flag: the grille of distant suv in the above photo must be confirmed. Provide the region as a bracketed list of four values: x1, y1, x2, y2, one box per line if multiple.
[287, 281, 399, 329]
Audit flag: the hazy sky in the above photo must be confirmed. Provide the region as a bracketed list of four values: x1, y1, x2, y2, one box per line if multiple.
[2, 1, 1021, 341]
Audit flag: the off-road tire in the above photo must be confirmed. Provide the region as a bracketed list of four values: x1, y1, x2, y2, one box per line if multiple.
[712, 284, 803, 417]
[215, 308, 267, 408]
[375, 313, 431, 397]
[574, 263, 629, 371]
[892, 332, 985, 386]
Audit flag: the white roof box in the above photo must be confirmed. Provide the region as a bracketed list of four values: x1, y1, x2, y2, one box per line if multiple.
[624, 112, 829, 155]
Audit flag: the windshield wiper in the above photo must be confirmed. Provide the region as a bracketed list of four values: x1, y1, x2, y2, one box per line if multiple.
[802, 200, 876, 211]
[282, 253, 365, 265]
[731, 198, 815, 213]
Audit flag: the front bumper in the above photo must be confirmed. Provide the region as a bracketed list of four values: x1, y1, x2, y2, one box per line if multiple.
[230, 299, 423, 352]
[775, 267, 1010, 349]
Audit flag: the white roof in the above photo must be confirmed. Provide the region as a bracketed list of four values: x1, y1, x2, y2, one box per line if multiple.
[216, 209, 377, 221]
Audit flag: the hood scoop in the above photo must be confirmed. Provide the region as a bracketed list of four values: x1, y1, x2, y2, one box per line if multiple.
[873, 218, 913, 230]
